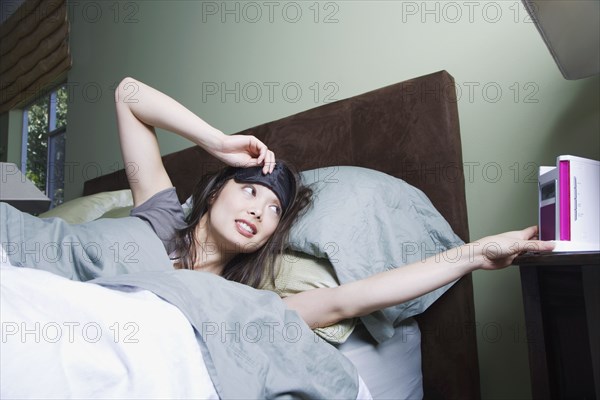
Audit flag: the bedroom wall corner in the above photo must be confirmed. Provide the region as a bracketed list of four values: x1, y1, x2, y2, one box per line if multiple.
[0, 113, 7, 163]
[0, 110, 23, 165]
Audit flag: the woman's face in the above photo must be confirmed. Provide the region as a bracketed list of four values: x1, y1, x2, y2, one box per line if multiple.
[208, 179, 282, 253]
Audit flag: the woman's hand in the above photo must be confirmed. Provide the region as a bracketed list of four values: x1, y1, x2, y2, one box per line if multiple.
[471, 226, 555, 271]
[209, 134, 276, 174]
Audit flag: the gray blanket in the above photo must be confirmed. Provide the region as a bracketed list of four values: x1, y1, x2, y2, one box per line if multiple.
[1, 203, 359, 399]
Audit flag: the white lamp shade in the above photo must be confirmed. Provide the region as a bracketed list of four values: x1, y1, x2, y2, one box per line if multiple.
[0, 162, 51, 214]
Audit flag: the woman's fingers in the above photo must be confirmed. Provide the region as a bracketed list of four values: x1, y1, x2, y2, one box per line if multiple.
[512, 226, 553, 252]
[523, 239, 555, 253]
[265, 150, 276, 174]
[520, 225, 539, 240]
[245, 136, 276, 173]
[251, 136, 267, 162]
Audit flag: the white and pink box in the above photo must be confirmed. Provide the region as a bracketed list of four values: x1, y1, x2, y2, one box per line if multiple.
[539, 155, 600, 252]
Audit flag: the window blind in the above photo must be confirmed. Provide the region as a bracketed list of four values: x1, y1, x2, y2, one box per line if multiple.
[0, 0, 72, 113]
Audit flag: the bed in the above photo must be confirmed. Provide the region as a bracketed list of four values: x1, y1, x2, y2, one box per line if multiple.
[1, 70, 480, 399]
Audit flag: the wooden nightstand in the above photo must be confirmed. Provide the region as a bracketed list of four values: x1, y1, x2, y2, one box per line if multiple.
[515, 251, 600, 400]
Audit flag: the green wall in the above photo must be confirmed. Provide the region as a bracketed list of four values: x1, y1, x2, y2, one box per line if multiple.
[7, 1, 599, 398]
[1, 110, 22, 165]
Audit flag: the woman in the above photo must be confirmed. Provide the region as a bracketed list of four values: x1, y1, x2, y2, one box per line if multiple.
[114, 77, 555, 330]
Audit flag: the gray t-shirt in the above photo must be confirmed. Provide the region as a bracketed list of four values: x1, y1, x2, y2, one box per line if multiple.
[130, 187, 187, 257]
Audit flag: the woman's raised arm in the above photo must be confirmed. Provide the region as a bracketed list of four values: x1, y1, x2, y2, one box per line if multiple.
[283, 226, 555, 329]
[114, 77, 275, 206]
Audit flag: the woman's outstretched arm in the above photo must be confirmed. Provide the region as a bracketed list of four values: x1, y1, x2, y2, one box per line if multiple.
[114, 77, 275, 206]
[283, 226, 555, 329]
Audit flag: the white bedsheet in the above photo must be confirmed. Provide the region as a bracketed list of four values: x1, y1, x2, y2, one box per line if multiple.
[339, 321, 423, 399]
[0, 248, 371, 399]
[0, 261, 218, 399]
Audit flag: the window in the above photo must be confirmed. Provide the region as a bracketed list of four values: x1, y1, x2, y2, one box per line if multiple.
[21, 84, 68, 208]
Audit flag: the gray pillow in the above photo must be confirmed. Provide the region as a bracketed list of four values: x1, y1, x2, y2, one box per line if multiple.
[288, 166, 464, 343]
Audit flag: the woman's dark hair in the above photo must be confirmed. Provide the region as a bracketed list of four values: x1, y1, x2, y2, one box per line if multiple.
[173, 160, 312, 288]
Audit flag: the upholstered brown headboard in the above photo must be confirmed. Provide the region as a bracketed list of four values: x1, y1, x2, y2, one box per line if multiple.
[84, 70, 480, 399]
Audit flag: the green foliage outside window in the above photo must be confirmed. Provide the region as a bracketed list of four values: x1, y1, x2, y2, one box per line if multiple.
[26, 97, 48, 191]
[25, 86, 68, 205]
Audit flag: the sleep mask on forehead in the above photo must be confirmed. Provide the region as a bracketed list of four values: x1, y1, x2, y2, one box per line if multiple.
[233, 163, 295, 213]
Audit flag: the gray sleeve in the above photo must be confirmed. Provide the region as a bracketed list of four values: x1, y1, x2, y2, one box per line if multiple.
[1, 202, 174, 281]
[130, 187, 187, 256]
